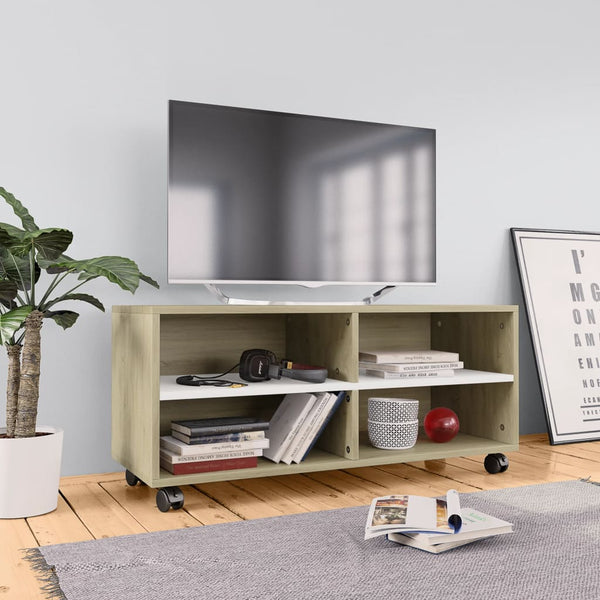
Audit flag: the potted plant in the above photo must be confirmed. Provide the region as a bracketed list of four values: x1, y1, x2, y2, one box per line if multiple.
[0, 187, 159, 518]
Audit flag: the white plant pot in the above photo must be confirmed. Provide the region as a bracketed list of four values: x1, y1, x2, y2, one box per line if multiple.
[0, 426, 63, 519]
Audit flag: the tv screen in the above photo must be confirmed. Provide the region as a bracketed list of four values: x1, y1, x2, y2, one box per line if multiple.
[168, 100, 436, 286]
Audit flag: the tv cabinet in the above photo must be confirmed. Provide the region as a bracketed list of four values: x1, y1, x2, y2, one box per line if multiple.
[112, 304, 518, 511]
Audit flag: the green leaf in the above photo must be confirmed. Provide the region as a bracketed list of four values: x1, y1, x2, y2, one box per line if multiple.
[139, 272, 160, 289]
[0, 227, 73, 260]
[37, 253, 73, 274]
[0, 280, 18, 303]
[0, 224, 73, 260]
[54, 256, 144, 293]
[0, 188, 38, 232]
[44, 310, 79, 329]
[0, 306, 32, 345]
[0, 222, 27, 246]
[43, 293, 105, 312]
[0, 248, 40, 291]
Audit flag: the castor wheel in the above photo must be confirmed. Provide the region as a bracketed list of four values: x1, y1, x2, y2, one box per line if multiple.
[156, 487, 185, 512]
[484, 453, 509, 474]
[125, 470, 141, 486]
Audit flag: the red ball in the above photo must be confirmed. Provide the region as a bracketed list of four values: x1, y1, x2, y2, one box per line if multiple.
[424, 407, 459, 443]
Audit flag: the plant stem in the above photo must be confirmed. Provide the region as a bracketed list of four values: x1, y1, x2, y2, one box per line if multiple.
[5, 344, 22, 437]
[10, 254, 30, 305]
[14, 310, 43, 438]
[29, 242, 35, 306]
[37, 271, 70, 310]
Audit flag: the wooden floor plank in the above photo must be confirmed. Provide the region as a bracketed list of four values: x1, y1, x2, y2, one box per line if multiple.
[411, 458, 514, 490]
[272, 474, 361, 510]
[100, 480, 203, 532]
[231, 476, 330, 514]
[521, 435, 600, 456]
[366, 462, 482, 493]
[305, 470, 388, 504]
[27, 494, 93, 546]
[58, 471, 124, 486]
[60, 483, 147, 538]
[343, 465, 439, 496]
[183, 486, 243, 525]
[195, 481, 285, 520]
[0, 519, 45, 599]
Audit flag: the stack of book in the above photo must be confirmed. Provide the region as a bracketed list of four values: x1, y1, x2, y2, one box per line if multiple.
[263, 391, 346, 464]
[160, 416, 270, 475]
[359, 349, 464, 380]
[365, 490, 513, 554]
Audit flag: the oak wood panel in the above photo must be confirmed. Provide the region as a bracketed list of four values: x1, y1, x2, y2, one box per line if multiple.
[194, 481, 285, 519]
[0, 519, 45, 600]
[159, 314, 286, 375]
[112, 311, 160, 485]
[60, 483, 147, 538]
[27, 495, 93, 546]
[177, 486, 243, 525]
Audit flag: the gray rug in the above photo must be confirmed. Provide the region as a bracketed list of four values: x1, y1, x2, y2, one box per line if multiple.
[25, 480, 600, 600]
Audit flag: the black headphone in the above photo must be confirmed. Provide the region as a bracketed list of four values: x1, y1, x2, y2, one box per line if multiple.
[239, 349, 328, 383]
[175, 349, 328, 387]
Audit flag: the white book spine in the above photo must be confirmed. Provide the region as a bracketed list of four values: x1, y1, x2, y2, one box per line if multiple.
[159, 447, 263, 464]
[359, 350, 459, 364]
[364, 369, 455, 379]
[359, 361, 463, 372]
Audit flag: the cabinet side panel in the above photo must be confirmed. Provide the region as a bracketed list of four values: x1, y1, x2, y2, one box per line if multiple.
[287, 313, 358, 459]
[112, 312, 160, 483]
[431, 310, 519, 444]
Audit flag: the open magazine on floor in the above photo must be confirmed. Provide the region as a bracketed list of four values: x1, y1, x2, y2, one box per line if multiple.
[388, 507, 513, 553]
[364, 489, 462, 540]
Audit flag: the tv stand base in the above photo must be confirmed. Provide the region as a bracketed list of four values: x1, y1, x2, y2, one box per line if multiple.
[204, 284, 397, 306]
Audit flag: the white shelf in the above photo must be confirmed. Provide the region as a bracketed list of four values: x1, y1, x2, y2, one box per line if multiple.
[159, 374, 348, 401]
[357, 369, 514, 389]
[159, 369, 513, 401]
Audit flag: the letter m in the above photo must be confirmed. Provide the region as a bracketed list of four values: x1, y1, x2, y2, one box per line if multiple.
[570, 283, 585, 302]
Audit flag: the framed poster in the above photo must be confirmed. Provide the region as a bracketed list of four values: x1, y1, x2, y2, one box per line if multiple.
[512, 228, 600, 444]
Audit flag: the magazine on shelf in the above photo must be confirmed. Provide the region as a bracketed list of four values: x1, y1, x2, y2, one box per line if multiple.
[280, 392, 332, 464]
[278, 391, 346, 464]
[359, 350, 460, 364]
[388, 507, 513, 553]
[292, 390, 346, 464]
[263, 392, 318, 463]
[364, 489, 462, 540]
[359, 361, 463, 372]
[363, 369, 456, 379]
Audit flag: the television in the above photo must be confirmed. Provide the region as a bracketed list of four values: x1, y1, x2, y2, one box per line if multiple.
[168, 100, 436, 289]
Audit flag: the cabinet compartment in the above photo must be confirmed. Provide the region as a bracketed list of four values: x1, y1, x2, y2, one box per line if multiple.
[356, 308, 518, 465]
[112, 305, 518, 488]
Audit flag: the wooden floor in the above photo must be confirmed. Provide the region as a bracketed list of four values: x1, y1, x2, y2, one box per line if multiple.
[3, 433, 600, 598]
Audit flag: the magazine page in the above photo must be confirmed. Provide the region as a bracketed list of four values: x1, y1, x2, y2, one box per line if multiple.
[364, 490, 461, 539]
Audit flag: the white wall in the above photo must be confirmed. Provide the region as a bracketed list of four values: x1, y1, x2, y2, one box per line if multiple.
[2, 0, 599, 475]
